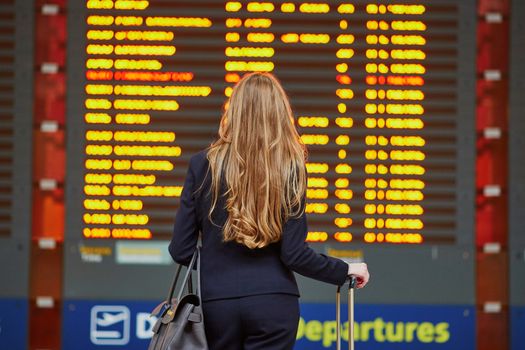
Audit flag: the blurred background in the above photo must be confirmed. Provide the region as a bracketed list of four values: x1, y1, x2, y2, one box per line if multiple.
[0, 0, 523, 349]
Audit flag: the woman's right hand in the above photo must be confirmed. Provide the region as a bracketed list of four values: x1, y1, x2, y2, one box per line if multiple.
[347, 263, 370, 288]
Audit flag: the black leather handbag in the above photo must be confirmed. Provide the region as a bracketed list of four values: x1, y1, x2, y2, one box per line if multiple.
[148, 248, 208, 350]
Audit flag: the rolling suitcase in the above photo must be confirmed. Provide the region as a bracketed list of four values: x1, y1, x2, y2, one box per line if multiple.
[336, 276, 357, 350]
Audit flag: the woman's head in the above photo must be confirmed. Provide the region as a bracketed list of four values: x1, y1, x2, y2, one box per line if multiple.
[207, 72, 307, 249]
[218, 72, 295, 148]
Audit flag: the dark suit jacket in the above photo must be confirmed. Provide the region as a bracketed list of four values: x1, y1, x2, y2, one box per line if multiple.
[169, 150, 348, 301]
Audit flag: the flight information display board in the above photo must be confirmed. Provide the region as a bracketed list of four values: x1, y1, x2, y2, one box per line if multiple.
[66, 0, 475, 246]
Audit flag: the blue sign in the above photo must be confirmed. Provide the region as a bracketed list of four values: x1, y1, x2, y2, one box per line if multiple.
[511, 306, 525, 350]
[62, 300, 475, 350]
[0, 298, 28, 350]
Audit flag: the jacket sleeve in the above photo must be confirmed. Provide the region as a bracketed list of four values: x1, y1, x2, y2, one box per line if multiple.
[169, 157, 199, 265]
[279, 200, 349, 286]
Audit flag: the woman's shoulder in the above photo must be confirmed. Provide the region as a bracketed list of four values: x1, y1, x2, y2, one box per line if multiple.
[188, 149, 210, 175]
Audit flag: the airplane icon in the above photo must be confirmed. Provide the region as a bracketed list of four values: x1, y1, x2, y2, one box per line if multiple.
[90, 305, 131, 345]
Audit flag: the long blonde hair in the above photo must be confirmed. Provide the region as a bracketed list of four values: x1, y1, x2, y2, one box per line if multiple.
[206, 72, 307, 249]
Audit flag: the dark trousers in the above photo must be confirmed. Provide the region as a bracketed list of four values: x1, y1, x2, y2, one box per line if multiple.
[203, 293, 300, 350]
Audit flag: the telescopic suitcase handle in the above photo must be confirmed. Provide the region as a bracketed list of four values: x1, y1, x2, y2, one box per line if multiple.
[336, 276, 357, 350]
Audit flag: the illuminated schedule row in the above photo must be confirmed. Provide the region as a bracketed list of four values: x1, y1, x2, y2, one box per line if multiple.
[78, 0, 460, 244]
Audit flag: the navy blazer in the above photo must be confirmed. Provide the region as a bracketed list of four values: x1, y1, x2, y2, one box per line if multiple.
[169, 150, 348, 301]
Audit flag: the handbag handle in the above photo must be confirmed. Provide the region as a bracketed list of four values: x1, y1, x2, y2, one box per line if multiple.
[175, 248, 201, 302]
[165, 248, 200, 305]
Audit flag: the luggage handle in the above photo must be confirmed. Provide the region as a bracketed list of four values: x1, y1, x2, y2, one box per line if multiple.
[336, 276, 357, 350]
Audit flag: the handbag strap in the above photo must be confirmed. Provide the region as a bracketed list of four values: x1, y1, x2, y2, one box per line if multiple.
[174, 249, 200, 303]
[166, 264, 183, 305]
[166, 249, 199, 305]
[186, 247, 202, 299]
[196, 247, 202, 299]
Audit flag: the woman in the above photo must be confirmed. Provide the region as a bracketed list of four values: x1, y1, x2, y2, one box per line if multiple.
[169, 72, 370, 350]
